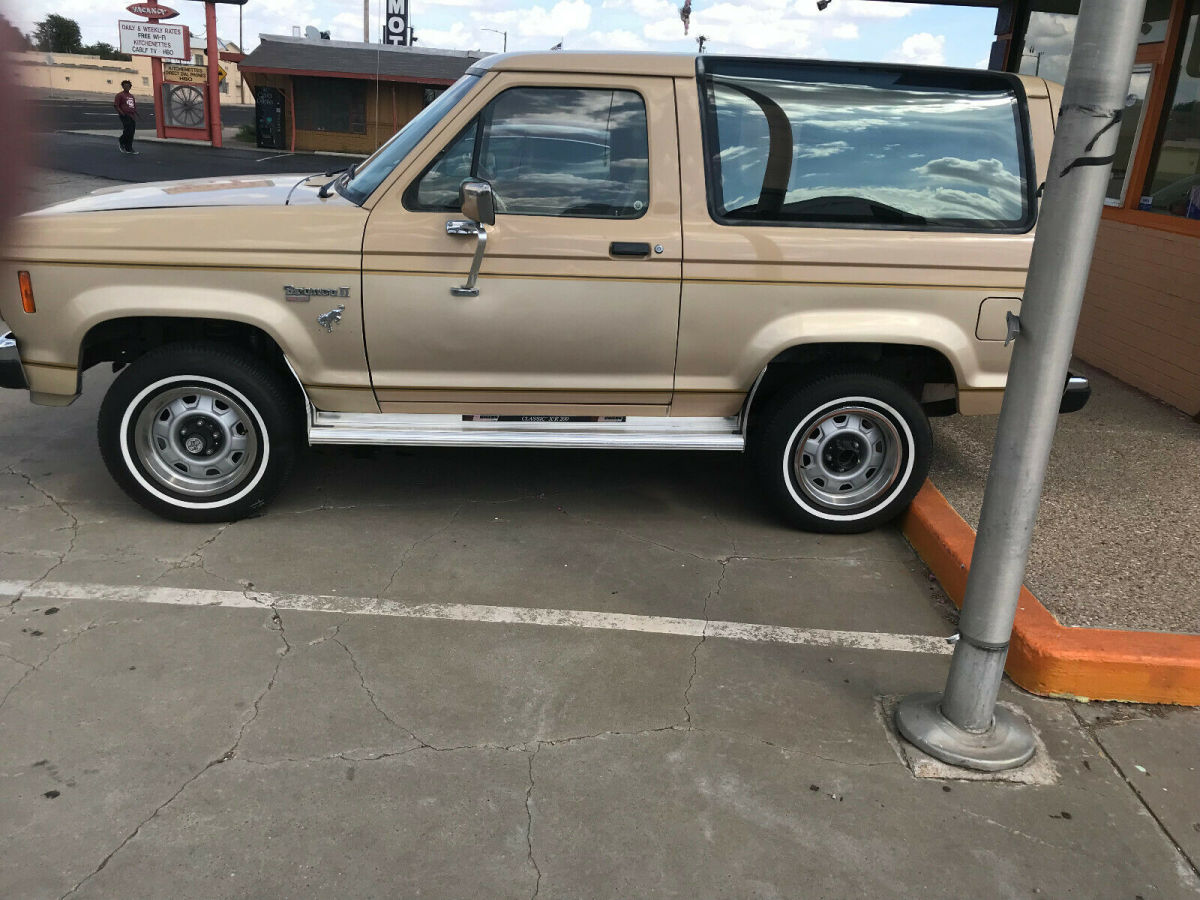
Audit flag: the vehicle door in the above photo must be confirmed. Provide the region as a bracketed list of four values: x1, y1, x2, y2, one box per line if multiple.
[361, 73, 682, 416]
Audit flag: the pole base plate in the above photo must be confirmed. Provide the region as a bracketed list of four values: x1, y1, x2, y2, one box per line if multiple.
[894, 692, 1036, 772]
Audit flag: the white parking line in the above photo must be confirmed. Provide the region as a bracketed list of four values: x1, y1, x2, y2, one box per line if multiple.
[0, 581, 954, 655]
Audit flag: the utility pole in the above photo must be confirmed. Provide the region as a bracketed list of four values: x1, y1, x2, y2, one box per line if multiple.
[364, 0, 370, 42]
[205, 1, 222, 147]
[895, 0, 1147, 771]
[238, 4, 244, 103]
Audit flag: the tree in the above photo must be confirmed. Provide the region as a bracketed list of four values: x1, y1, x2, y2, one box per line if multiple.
[32, 14, 82, 54]
[80, 42, 132, 61]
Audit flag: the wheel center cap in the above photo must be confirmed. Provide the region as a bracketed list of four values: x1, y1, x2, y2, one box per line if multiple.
[823, 435, 865, 474]
[179, 415, 223, 458]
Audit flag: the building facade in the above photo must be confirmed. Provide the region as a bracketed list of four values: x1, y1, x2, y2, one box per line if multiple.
[238, 37, 485, 155]
[992, 0, 1199, 417]
[14, 44, 247, 107]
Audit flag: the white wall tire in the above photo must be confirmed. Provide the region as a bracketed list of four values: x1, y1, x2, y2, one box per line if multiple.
[99, 344, 301, 522]
[752, 373, 931, 534]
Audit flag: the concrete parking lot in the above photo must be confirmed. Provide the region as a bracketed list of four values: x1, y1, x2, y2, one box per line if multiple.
[2, 168, 1198, 898]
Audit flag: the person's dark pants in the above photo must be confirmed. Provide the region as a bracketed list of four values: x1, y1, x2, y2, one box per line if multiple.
[118, 115, 136, 152]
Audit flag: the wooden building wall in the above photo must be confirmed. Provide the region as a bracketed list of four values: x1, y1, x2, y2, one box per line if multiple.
[1076, 219, 1200, 417]
[243, 72, 428, 154]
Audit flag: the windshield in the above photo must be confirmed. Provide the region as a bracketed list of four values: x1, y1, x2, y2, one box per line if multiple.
[340, 73, 481, 205]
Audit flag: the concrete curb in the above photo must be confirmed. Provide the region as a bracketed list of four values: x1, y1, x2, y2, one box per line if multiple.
[901, 480, 1200, 706]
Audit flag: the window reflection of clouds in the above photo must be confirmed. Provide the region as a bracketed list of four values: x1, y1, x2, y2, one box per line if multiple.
[1019, 13, 1077, 85]
[412, 87, 650, 218]
[710, 75, 1026, 226]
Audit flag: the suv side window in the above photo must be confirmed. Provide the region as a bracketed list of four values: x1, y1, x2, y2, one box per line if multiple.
[406, 87, 649, 219]
[698, 59, 1035, 232]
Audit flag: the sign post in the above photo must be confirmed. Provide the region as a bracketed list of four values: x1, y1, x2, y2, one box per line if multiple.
[204, 1, 222, 147]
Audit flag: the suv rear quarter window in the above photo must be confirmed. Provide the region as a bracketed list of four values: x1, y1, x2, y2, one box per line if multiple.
[697, 59, 1036, 232]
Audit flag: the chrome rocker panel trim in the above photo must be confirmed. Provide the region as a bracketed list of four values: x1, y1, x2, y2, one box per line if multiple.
[307, 412, 745, 451]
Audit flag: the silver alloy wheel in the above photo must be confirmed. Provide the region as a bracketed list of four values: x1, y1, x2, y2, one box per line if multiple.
[792, 405, 903, 510]
[133, 385, 259, 498]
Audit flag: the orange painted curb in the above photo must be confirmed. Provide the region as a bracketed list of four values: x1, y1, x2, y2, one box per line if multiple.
[901, 480, 1200, 706]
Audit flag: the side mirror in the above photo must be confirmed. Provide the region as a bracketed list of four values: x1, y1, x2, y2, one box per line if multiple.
[459, 180, 496, 227]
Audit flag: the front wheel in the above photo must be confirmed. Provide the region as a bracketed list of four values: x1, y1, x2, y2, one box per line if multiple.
[99, 344, 301, 522]
[751, 373, 931, 534]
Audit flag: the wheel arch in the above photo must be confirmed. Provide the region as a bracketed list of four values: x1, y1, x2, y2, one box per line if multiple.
[82, 314, 303, 388]
[740, 341, 959, 435]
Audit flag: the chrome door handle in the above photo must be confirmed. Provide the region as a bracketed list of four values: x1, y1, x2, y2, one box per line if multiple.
[446, 219, 479, 236]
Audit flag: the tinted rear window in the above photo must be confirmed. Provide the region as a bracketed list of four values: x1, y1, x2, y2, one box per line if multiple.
[698, 59, 1035, 232]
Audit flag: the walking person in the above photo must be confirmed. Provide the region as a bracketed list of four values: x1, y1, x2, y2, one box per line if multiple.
[114, 80, 139, 155]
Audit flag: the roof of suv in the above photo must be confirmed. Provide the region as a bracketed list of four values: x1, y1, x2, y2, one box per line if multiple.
[470, 51, 1050, 96]
[471, 51, 698, 78]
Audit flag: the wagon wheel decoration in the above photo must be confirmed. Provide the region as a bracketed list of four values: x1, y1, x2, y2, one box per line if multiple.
[167, 84, 205, 128]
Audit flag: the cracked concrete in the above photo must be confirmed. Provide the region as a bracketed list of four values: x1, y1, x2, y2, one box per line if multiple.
[525, 744, 543, 899]
[3, 356, 1200, 896]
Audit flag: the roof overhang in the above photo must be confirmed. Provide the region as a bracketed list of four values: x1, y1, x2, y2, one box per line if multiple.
[237, 66, 458, 85]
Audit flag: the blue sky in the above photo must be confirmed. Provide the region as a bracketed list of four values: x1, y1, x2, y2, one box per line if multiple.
[12, 1, 997, 68]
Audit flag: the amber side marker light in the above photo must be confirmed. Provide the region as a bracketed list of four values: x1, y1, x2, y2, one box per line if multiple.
[18, 271, 35, 314]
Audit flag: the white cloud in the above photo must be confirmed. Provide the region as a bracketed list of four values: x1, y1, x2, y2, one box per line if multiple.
[601, 0, 676, 17]
[912, 156, 1021, 193]
[480, 0, 593, 39]
[10, 0, 977, 61]
[413, 22, 484, 51]
[838, 0, 922, 19]
[891, 32, 945, 66]
[796, 140, 850, 159]
[643, 5, 817, 53]
[576, 29, 650, 50]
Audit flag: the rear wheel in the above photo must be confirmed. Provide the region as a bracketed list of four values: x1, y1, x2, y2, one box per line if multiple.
[752, 372, 931, 533]
[99, 344, 300, 522]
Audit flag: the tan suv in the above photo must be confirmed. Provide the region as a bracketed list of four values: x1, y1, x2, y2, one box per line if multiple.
[0, 52, 1088, 531]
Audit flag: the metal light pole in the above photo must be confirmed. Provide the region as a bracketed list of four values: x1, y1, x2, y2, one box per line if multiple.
[238, 4, 244, 104]
[364, 0, 370, 43]
[895, 0, 1147, 771]
[482, 28, 507, 52]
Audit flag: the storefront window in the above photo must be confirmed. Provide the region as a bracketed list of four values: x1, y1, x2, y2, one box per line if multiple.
[1142, 5, 1200, 220]
[1105, 65, 1153, 206]
[1018, 0, 1174, 85]
[294, 77, 367, 135]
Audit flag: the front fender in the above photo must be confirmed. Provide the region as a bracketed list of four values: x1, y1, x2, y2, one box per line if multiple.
[6, 264, 370, 406]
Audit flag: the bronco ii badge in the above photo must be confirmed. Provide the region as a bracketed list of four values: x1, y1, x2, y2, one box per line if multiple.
[284, 285, 350, 302]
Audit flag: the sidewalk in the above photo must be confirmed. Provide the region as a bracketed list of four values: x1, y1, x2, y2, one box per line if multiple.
[65, 127, 365, 157]
[930, 361, 1200, 633]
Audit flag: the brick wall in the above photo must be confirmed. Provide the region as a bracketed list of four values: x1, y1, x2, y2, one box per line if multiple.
[1075, 218, 1200, 417]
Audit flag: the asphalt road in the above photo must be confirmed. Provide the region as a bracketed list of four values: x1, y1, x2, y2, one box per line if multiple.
[32, 97, 253, 133]
[40, 132, 362, 184]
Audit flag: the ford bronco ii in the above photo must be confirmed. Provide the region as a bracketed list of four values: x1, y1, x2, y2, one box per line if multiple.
[0, 53, 1089, 532]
